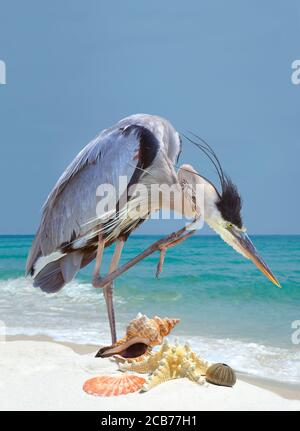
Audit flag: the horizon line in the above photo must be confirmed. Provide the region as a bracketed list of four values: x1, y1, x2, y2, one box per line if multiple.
[0, 233, 300, 237]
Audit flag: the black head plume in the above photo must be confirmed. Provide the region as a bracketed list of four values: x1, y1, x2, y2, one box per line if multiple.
[182, 132, 243, 228]
[216, 175, 243, 228]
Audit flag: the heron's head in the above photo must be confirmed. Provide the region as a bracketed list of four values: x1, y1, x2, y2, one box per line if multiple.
[182, 133, 281, 288]
[202, 175, 281, 288]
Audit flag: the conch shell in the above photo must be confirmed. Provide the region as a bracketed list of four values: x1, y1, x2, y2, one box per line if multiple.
[96, 313, 179, 359]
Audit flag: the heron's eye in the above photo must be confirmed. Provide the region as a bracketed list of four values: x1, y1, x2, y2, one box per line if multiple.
[226, 222, 233, 230]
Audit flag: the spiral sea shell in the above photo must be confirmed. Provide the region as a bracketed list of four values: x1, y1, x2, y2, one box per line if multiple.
[96, 313, 179, 359]
[83, 374, 146, 397]
[205, 363, 236, 387]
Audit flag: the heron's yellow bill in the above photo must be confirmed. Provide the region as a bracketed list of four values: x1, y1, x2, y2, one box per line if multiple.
[235, 232, 282, 288]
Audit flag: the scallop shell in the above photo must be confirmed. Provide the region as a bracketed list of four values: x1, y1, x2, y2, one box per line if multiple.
[83, 374, 146, 397]
[205, 363, 236, 387]
[96, 313, 179, 359]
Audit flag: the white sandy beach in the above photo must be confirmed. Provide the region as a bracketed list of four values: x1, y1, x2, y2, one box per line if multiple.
[0, 337, 299, 411]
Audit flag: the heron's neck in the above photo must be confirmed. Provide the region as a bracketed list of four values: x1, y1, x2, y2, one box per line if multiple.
[177, 164, 221, 222]
[198, 178, 221, 225]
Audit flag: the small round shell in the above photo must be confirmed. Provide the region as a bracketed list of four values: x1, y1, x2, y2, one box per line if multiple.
[205, 363, 236, 387]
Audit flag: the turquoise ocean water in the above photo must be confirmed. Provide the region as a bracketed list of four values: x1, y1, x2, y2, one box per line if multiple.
[0, 234, 299, 383]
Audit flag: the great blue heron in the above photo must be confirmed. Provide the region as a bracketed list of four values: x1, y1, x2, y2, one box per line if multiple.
[26, 114, 280, 345]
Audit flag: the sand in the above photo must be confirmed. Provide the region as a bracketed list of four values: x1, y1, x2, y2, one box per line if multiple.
[0, 337, 299, 411]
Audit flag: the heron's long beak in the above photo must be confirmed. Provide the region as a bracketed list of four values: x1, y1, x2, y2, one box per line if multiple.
[232, 230, 281, 288]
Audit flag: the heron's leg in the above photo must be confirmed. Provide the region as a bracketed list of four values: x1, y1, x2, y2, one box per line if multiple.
[92, 234, 123, 344]
[92, 234, 105, 281]
[94, 221, 198, 288]
[156, 230, 195, 278]
[156, 247, 167, 278]
[102, 238, 125, 344]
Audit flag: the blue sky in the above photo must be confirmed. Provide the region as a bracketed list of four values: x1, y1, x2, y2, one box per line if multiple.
[0, 1, 299, 235]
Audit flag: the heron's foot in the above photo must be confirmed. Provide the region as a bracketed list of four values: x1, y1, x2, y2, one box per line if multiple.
[92, 223, 197, 288]
[155, 239, 180, 278]
[156, 247, 167, 278]
[155, 230, 196, 278]
[156, 239, 178, 278]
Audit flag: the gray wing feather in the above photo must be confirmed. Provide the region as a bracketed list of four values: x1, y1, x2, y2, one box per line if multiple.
[118, 114, 181, 164]
[26, 127, 140, 274]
